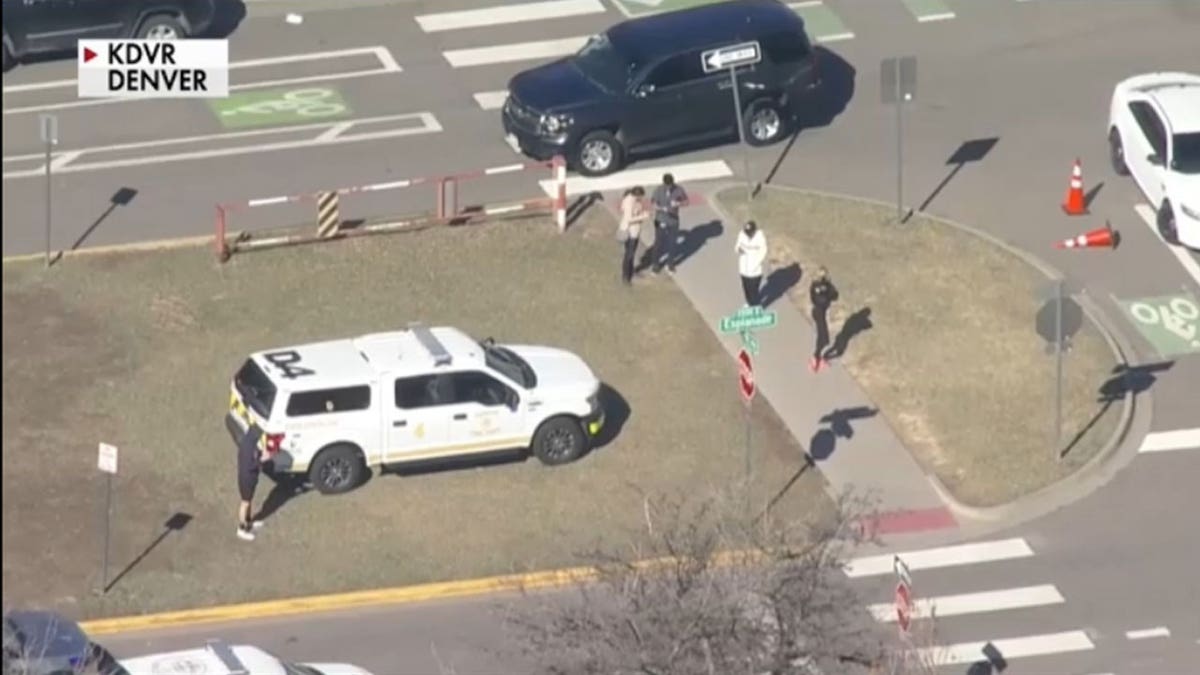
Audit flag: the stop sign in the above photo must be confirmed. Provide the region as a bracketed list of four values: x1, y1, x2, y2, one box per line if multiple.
[737, 348, 755, 403]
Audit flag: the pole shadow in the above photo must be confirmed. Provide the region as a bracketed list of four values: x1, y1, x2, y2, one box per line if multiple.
[565, 192, 603, 230]
[824, 307, 873, 360]
[104, 512, 191, 592]
[68, 187, 138, 253]
[904, 138, 999, 223]
[1060, 360, 1173, 458]
[808, 406, 878, 461]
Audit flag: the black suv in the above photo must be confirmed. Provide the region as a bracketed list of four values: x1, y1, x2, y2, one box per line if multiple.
[502, 0, 820, 176]
[2, 0, 215, 71]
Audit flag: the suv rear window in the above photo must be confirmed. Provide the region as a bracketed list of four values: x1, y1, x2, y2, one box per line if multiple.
[234, 359, 277, 418]
[286, 386, 372, 417]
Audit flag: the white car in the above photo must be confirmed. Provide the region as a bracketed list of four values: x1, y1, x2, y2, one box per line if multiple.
[1107, 72, 1200, 248]
[119, 641, 371, 675]
[227, 324, 605, 494]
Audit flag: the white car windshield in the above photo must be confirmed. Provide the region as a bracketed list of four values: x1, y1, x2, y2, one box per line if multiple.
[1173, 132, 1200, 174]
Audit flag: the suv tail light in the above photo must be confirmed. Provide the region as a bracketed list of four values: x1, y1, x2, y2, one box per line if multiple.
[265, 432, 285, 455]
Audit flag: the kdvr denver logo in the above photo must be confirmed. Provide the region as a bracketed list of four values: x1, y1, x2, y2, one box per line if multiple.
[77, 39, 229, 99]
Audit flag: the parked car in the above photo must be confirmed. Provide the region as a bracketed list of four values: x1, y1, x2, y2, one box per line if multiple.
[2, 0, 215, 71]
[2, 611, 124, 675]
[118, 641, 371, 675]
[501, 0, 822, 176]
[1107, 72, 1200, 248]
[226, 324, 605, 494]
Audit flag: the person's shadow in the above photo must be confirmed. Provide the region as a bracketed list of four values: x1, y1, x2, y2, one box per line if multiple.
[824, 307, 873, 360]
[637, 220, 722, 272]
[760, 263, 802, 307]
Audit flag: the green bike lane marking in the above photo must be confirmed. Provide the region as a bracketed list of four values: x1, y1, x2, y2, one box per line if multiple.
[207, 86, 353, 130]
[1118, 292, 1200, 357]
[609, 0, 855, 43]
[901, 0, 957, 22]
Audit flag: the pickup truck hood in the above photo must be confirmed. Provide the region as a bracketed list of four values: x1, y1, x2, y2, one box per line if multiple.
[302, 663, 374, 675]
[507, 58, 607, 113]
[506, 345, 599, 397]
[1165, 170, 1200, 205]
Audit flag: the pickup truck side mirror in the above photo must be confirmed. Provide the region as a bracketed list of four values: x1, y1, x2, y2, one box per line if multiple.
[506, 391, 520, 411]
[1147, 153, 1164, 166]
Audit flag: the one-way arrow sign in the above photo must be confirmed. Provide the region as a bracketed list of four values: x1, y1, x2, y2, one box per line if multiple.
[701, 41, 761, 74]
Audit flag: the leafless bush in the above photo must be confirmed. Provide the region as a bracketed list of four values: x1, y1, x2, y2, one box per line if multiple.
[501, 483, 934, 675]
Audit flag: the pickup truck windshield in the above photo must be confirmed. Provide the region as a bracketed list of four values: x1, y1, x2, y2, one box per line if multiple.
[1173, 132, 1200, 174]
[482, 343, 537, 389]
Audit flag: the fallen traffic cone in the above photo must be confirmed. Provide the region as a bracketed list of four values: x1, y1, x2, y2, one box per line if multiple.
[1062, 158, 1088, 215]
[1055, 220, 1120, 250]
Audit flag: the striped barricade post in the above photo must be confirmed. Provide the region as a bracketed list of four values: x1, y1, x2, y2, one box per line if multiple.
[552, 155, 567, 232]
[316, 191, 341, 239]
[215, 204, 231, 262]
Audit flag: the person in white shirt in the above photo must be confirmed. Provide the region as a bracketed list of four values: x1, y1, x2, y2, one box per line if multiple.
[617, 186, 648, 285]
[736, 220, 768, 307]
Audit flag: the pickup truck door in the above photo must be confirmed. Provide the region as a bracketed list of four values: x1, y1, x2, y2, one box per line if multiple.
[443, 371, 526, 452]
[386, 374, 452, 463]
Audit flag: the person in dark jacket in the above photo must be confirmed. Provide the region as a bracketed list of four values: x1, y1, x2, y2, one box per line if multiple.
[236, 422, 268, 541]
[649, 173, 688, 274]
[809, 267, 838, 372]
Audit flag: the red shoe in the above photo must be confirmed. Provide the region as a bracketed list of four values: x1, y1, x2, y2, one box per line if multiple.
[809, 357, 819, 373]
[818, 358, 829, 372]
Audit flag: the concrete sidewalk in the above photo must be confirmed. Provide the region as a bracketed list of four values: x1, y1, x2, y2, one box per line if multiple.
[663, 191, 957, 535]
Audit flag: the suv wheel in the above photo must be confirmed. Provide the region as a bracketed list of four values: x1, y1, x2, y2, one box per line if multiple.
[1158, 201, 1178, 245]
[575, 130, 623, 177]
[531, 416, 586, 466]
[1109, 127, 1129, 176]
[137, 14, 186, 39]
[744, 99, 786, 147]
[309, 444, 366, 495]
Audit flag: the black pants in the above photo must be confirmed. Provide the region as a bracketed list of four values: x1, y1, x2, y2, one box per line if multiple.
[741, 275, 762, 307]
[812, 306, 830, 359]
[652, 220, 678, 271]
[621, 237, 638, 283]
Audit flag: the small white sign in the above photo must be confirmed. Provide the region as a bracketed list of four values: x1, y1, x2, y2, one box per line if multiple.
[701, 41, 761, 74]
[893, 555, 912, 588]
[77, 39, 229, 99]
[97, 443, 119, 474]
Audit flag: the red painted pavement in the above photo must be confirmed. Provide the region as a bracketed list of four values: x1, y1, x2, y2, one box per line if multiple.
[857, 506, 958, 537]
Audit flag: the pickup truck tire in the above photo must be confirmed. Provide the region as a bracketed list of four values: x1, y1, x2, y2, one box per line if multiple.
[532, 416, 586, 466]
[745, 99, 786, 147]
[1109, 127, 1129, 177]
[1158, 201, 1178, 245]
[575, 130, 623, 177]
[309, 444, 366, 495]
[136, 14, 186, 40]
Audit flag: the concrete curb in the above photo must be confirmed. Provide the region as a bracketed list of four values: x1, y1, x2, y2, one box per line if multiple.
[729, 184, 1142, 526]
[80, 566, 596, 636]
[2, 235, 211, 264]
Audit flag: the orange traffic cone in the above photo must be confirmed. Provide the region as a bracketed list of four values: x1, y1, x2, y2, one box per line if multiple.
[1062, 159, 1088, 215]
[1055, 221, 1120, 250]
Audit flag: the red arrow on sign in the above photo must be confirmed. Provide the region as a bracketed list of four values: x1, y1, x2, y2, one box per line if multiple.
[737, 348, 755, 403]
[894, 582, 912, 633]
[82, 47, 98, 63]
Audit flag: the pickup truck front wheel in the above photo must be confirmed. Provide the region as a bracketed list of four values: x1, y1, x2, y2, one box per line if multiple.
[532, 416, 586, 466]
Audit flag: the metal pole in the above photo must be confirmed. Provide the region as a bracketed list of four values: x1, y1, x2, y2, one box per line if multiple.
[894, 61, 903, 221]
[744, 396, 752, 515]
[101, 473, 112, 592]
[730, 66, 753, 216]
[44, 138, 52, 267]
[1054, 279, 1064, 459]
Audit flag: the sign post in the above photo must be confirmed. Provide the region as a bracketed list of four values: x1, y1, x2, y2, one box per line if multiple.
[881, 56, 917, 222]
[39, 114, 58, 267]
[97, 442, 119, 593]
[1036, 279, 1082, 460]
[702, 42, 762, 215]
[894, 555, 913, 637]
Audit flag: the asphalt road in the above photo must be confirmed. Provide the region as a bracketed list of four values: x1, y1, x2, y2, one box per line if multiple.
[6, 0, 1200, 672]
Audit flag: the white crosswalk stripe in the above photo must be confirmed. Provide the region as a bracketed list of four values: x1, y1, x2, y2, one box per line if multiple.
[415, 0, 604, 33]
[444, 36, 590, 68]
[1139, 428, 1200, 453]
[846, 538, 1098, 672]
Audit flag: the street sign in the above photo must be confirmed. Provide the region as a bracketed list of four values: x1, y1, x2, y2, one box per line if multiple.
[880, 56, 917, 105]
[97, 443, 119, 474]
[701, 41, 761, 74]
[39, 114, 59, 145]
[895, 581, 912, 634]
[720, 306, 778, 333]
[737, 348, 755, 403]
[740, 330, 760, 355]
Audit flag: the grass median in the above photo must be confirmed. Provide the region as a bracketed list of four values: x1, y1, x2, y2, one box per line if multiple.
[1, 207, 829, 620]
[717, 186, 1122, 507]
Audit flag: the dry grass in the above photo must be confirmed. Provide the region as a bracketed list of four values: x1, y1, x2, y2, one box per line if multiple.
[718, 186, 1122, 507]
[1, 206, 829, 620]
